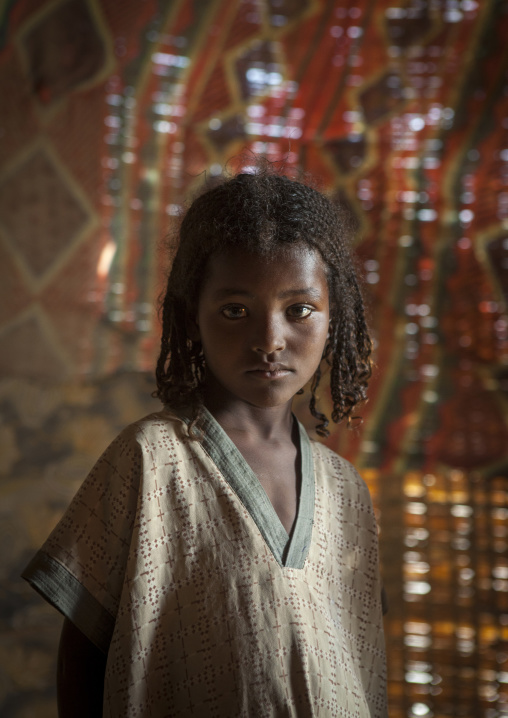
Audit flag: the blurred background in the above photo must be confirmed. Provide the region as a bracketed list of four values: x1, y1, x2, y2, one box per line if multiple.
[1, 0, 507, 716]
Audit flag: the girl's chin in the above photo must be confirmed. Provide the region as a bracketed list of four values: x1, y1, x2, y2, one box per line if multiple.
[203, 371, 307, 411]
[240, 389, 299, 409]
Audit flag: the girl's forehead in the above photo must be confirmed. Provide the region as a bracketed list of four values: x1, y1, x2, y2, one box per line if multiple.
[205, 242, 326, 273]
[200, 243, 330, 297]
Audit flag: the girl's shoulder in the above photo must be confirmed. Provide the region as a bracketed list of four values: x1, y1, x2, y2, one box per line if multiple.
[308, 439, 376, 517]
[82, 408, 195, 490]
[308, 437, 367, 490]
[99, 407, 193, 463]
[116, 407, 189, 439]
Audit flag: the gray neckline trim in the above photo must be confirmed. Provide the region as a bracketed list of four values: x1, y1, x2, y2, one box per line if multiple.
[181, 406, 315, 569]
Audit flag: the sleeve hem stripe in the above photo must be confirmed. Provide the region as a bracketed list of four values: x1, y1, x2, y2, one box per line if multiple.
[21, 550, 114, 654]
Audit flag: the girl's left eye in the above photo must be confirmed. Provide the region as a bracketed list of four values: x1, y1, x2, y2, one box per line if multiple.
[287, 305, 313, 319]
[221, 305, 247, 319]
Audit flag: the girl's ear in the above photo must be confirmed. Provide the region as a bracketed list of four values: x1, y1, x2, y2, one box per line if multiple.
[186, 313, 200, 342]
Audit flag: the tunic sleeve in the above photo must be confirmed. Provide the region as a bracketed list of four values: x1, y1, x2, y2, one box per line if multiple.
[22, 424, 143, 653]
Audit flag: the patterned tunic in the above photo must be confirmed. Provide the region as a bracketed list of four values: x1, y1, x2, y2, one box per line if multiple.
[23, 407, 387, 717]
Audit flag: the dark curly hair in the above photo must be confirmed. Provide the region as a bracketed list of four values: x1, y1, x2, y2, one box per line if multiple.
[155, 168, 372, 436]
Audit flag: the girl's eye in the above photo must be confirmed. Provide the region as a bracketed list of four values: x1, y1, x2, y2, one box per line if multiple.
[221, 305, 247, 319]
[287, 305, 313, 319]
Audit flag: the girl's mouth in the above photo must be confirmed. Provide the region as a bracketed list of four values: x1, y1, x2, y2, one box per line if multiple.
[247, 365, 292, 379]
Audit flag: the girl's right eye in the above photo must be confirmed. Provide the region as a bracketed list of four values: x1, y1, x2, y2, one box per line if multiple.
[221, 305, 247, 319]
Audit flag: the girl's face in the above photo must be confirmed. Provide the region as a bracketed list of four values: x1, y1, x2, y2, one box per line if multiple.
[194, 243, 330, 411]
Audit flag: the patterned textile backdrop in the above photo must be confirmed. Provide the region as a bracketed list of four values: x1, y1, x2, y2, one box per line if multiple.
[1, 0, 508, 716]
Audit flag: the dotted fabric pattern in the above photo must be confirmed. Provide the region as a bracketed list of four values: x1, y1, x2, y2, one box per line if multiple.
[28, 410, 387, 717]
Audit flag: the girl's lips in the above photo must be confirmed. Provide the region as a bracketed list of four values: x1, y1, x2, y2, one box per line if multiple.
[247, 367, 292, 379]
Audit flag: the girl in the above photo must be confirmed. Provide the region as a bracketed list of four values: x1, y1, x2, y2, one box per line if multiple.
[23, 169, 388, 717]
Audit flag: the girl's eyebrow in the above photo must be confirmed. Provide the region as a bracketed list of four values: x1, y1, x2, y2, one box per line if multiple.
[212, 287, 324, 300]
[279, 288, 323, 299]
[212, 288, 254, 299]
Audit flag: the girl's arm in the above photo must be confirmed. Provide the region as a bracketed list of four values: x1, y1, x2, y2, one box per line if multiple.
[57, 618, 107, 718]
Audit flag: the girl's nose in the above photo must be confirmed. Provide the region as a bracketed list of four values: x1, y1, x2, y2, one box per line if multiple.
[253, 315, 285, 355]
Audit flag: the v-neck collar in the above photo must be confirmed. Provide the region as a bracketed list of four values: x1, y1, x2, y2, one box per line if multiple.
[178, 406, 315, 569]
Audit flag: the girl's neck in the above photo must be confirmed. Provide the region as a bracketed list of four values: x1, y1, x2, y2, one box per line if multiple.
[203, 391, 294, 443]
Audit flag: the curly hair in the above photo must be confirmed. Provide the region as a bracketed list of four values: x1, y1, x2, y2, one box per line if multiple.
[155, 168, 372, 436]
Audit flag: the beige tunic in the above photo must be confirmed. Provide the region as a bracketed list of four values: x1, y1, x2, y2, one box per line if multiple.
[23, 407, 387, 717]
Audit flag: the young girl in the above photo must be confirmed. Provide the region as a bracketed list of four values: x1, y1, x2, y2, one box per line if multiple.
[23, 170, 388, 717]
